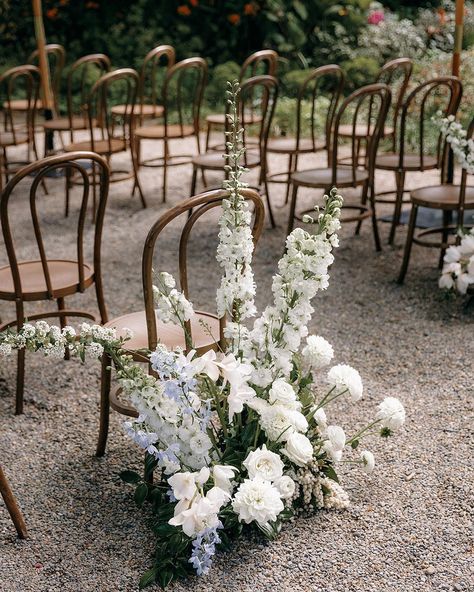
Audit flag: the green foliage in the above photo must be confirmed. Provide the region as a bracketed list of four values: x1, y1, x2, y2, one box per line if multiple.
[341, 56, 380, 93]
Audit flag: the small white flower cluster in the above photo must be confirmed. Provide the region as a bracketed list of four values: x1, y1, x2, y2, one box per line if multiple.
[439, 228, 474, 295]
[436, 114, 474, 174]
[153, 272, 194, 326]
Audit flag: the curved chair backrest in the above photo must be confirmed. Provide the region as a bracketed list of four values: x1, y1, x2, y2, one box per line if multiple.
[141, 188, 265, 350]
[28, 43, 66, 111]
[458, 117, 474, 230]
[295, 64, 345, 155]
[398, 76, 463, 170]
[139, 45, 176, 116]
[332, 83, 392, 186]
[376, 57, 413, 150]
[239, 75, 278, 168]
[0, 152, 110, 300]
[162, 57, 208, 136]
[0, 65, 40, 144]
[240, 50, 278, 81]
[87, 68, 139, 152]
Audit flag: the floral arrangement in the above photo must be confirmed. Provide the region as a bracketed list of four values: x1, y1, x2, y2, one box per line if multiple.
[0, 82, 406, 589]
[437, 114, 474, 175]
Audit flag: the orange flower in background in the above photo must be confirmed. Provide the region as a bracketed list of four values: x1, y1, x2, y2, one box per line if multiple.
[228, 13, 240, 25]
[177, 5, 191, 16]
[59, 0, 69, 5]
[46, 7, 58, 19]
[85, 1, 99, 8]
[437, 8, 447, 25]
[244, 3, 256, 16]
[190, 0, 199, 6]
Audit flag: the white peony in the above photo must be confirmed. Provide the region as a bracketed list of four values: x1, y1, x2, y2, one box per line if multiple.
[376, 397, 406, 431]
[232, 478, 284, 526]
[254, 402, 308, 442]
[268, 379, 299, 409]
[302, 335, 334, 369]
[274, 475, 296, 500]
[280, 432, 314, 466]
[327, 364, 363, 402]
[360, 450, 375, 474]
[243, 445, 284, 482]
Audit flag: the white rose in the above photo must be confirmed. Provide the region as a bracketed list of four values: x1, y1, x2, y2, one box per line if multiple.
[327, 364, 363, 402]
[243, 445, 284, 482]
[360, 450, 375, 474]
[376, 397, 406, 431]
[268, 379, 299, 408]
[274, 475, 296, 500]
[302, 335, 334, 369]
[281, 432, 313, 467]
[232, 478, 284, 526]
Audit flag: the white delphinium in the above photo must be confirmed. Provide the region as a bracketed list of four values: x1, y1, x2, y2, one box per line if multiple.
[301, 335, 334, 369]
[243, 445, 284, 482]
[153, 271, 194, 326]
[232, 477, 284, 527]
[376, 397, 406, 432]
[327, 364, 363, 402]
[436, 114, 474, 174]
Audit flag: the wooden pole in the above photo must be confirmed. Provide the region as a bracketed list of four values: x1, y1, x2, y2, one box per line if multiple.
[452, 0, 464, 77]
[0, 465, 27, 538]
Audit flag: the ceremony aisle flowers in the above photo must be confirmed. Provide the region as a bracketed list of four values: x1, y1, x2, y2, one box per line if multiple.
[0, 82, 406, 589]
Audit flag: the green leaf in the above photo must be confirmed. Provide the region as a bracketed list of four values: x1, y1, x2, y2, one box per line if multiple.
[324, 464, 340, 483]
[351, 439, 359, 449]
[119, 470, 142, 484]
[139, 568, 158, 589]
[158, 568, 174, 589]
[293, 0, 308, 20]
[134, 482, 148, 507]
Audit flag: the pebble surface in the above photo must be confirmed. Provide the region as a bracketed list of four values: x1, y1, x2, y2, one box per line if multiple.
[0, 135, 473, 592]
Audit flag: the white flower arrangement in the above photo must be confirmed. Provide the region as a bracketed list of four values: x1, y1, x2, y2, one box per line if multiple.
[435, 114, 474, 175]
[0, 81, 406, 590]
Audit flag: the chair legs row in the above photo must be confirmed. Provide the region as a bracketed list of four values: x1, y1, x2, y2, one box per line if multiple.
[0, 466, 27, 539]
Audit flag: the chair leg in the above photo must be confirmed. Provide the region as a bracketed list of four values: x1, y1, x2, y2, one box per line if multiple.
[57, 297, 70, 361]
[96, 352, 112, 457]
[389, 170, 406, 246]
[287, 183, 299, 236]
[397, 203, 418, 284]
[163, 140, 169, 203]
[65, 167, 71, 218]
[439, 210, 451, 269]
[15, 348, 25, 416]
[284, 153, 295, 205]
[264, 179, 276, 229]
[369, 183, 381, 252]
[205, 122, 211, 151]
[190, 166, 198, 197]
[0, 466, 27, 539]
[95, 276, 108, 325]
[355, 180, 369, 236]
[131, 139, 147, 208]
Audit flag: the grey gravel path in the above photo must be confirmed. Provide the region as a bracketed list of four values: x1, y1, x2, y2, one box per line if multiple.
[0, 135, 473, 592]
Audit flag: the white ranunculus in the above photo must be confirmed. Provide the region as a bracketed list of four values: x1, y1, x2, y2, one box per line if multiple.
[268, 379, 298, 408]
[280, 432, 313, 467]
[243, 445, 284, 482]
[232, 478, 284, 526]
[376, 397, 406, 431]
[302, 335, 334, 369]
[274, 475, 296, 499]
[313, 407, 327, 430]
[323, 425, 346, 462]
[256, 403, 308, 442]
[327, 364, 363, 402]
[168, 471, 197, 501]
[360, 450, 375, 474]
[212, 465, 238, 494]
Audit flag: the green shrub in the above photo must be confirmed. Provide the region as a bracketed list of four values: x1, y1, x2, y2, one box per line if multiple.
[341, 56, 380, 92]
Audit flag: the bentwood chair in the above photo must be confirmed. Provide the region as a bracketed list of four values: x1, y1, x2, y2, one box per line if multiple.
[63, 68, 145, 213]
[375, 76, 463, 245]
[190, 75, 279, 227]
[338, 58, 413, 158]
[5, 44, 65, 115]
[133, 57, 208, 202]
[397, 117, 474, 283]
[0, 66, 41, 191]
[112, 45, 175, 123]
[287, 83, 392, 250]
[96, 187, 265, 456]
[43, 53, 111, 151]
[0, 152, 110, 414]
[205, 49, 279, 150]
[0, 464, 27, 538]
[266, 65, 345, 205]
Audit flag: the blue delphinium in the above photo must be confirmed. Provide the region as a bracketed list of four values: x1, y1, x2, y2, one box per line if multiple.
[189, 524, 222, 575]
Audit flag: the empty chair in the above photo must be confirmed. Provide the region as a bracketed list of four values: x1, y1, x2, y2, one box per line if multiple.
[287, 83, 392, 250]
[0, 152, 110, 414]
[96, 187, 265, 456]
[266, 64, 345, 205]
[398, 117, 474, 283]
[133, 57, 208, 202]
[0, 464, 27, 538]
[205, 49, 278, 150]
[375, 76, 463, 245]
[190, 75, 279, 227]
[0, 65, 41, 191]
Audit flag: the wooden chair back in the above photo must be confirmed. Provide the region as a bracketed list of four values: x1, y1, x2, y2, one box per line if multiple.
[0, 151, 110, 300]
[240, 49, 278, 81]
[0, 65, 40, 145]
[141, 188, 265, 349]
[138, 45, 175, 119]
[28, 43, 65, 111]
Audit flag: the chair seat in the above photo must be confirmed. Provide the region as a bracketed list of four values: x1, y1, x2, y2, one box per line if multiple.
[0, 259, 94, 301]
[192, 150, 260, 170]
[134, 124, 195, 139]
[0, 131, 29, 146]
[3, 99, 43, 111]
[375, 152, 438, 171]
[112, 104, 164, 118]
[291, 166, 369, 188]
[43, 116, 88, 131]
[338, 124, 394, 139]
[411, 184, 474, 210]
[105, 309, 221, 353]
[64, 138, 126, 155]
[267, 137, 325, 154]
[206, 112, 263, 126]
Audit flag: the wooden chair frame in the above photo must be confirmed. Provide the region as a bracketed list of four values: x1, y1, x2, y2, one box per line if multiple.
[0, 465, 27, 538]
[28, 43, 66, 114]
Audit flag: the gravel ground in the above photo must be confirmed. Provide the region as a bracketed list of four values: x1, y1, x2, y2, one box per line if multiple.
[0, 134, 473, 592]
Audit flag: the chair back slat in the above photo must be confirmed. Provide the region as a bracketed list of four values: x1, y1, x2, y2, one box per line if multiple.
[28, 44, 65, 112]
[139, 45, 175, 121]
[240, 50, 278, 81]
[0, 66, 40, 146]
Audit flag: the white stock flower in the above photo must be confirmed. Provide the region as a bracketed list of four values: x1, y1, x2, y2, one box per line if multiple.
[302, 335, 334, 369]
[274, 475, 296, 500]
[376, 397, 406, 431]
[280, 432, 314, 467]
[327, 364, 363, 402]
[232, 478, 284, 526]
[243, 445, 284, 482]
[360, 450, 375, 474]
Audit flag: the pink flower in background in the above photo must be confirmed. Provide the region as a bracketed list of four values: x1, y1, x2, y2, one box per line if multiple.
[367, 10, 385, 25]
